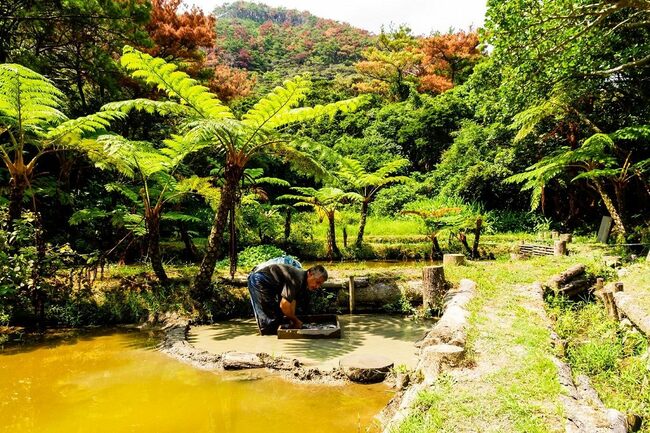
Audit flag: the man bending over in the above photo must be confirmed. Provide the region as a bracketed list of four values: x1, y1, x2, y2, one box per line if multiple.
[247, 264, 328, 335]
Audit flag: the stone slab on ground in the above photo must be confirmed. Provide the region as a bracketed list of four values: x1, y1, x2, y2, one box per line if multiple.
[614, 291, 650, 336]
[340, 354, 393, 383]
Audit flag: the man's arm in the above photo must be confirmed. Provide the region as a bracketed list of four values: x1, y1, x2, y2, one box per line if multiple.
[280, 298, 302, 329]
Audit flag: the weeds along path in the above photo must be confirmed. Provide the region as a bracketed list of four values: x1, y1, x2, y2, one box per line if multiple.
[396, 257, 589, 433]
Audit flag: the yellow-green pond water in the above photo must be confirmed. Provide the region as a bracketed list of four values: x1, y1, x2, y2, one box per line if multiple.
[0, 330, 392, 433]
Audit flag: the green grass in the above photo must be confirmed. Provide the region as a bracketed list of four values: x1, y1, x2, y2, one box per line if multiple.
[548, 297, 650, 432]
[394, 256, 587, 433]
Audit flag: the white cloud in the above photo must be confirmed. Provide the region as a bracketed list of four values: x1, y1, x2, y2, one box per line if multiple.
[187, 0, 487, 35]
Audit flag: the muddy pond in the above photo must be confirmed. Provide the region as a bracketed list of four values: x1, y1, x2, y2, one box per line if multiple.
[190, 314, 431, 369]
[0, 329, 392, 433]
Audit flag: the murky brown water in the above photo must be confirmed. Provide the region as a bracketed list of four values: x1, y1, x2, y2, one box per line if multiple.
[0, 329, 392, 433]
[191, 315, 432, 369]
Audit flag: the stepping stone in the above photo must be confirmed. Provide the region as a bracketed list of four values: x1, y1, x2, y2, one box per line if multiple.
[222, 351, 265, 370]
[339, 354, 393, 383]
[443, 253, 465, 266]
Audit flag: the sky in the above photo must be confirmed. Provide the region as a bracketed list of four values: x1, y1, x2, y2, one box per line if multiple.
[185, 0, 488, 36]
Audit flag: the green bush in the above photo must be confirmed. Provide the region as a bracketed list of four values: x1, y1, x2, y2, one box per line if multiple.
[218, 244, 287, 271]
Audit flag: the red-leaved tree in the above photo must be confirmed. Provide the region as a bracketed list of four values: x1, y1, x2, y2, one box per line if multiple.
[417, 31, 482, 94]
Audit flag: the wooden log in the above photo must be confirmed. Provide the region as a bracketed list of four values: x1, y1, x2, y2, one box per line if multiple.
[604, 292, 619, 321]
[546, 264, 586, 290]
[422, 266, 447, 312]
[443, 253, 465, 266]
[348, 276, 355, 313]
[614, 282, 624, 293]
[558, 278, 590, 296]
[340, 354, 393, 383]
[554, 240, 567, 256]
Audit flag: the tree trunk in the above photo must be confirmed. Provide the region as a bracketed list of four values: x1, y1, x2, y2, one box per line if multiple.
[178, 222, 199, 262]
[593, 181, 626, 238]
[430, 236, 442, 260]
[31, 213, 47, 329]
[471, 217, 482, 259]
[194, 163, 242, 298]
[343, 225, 348, 248]
[458, 232, 472, 256]
[146, 208, 168, 284]
[422, 265, 446, 313]
[8, 175, 27, 229]
[355, 200, 369, 248]
[284, 208, 292, 243]
[327, 212, 340, 260]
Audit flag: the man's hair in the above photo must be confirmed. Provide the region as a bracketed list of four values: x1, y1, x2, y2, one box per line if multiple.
[308, 265, 328, 281]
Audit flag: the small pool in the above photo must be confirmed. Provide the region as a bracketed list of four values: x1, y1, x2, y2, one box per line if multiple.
[190, 314, 432, 369]
[0, 329, 392, 433]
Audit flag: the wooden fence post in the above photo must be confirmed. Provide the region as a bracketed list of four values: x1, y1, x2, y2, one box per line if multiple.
[554, 240, 567, 256]
[348, 276, 355, 314]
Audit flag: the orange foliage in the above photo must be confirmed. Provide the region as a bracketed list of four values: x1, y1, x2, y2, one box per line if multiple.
[417, 31, 481, 94]
[208, 63, 256, 102]
[147, 0, 216, 62]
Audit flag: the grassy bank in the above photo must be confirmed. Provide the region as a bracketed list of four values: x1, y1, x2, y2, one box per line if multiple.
[395, 256, 594, 433]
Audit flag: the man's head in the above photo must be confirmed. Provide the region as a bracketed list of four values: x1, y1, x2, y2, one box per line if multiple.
[306, 265, 328, 291]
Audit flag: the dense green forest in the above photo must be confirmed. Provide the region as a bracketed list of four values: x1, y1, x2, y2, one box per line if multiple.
[0, 0, 648, 327]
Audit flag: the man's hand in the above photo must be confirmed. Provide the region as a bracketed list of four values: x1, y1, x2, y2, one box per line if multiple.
[280, 298, 301, 329]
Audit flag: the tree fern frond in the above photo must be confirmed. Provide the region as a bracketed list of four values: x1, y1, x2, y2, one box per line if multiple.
[175, 176, 221, 210]
[161, 212, 202, 223]
[241, 75, 311, 130]
[611, 125, 650, 141]
[101, 99, 192, 117]
[105, 182, 140, 204]
[267, 95, 369, 130]
[0, 64, 66, 129]
[120, 46, 233, 120]
[46, 111, 127, 144]
[69, 208, 110, 226]
[256, 177, 291, 187]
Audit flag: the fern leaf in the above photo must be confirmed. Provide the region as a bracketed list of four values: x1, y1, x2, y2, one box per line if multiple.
[120, 46, 233, 120]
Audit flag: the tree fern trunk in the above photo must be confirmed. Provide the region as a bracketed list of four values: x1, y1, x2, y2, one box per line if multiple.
[8, 175, 27, 229]
[327, 212, 340, 260]
[458, 232, 472, 256]
[284, 208, 292, 243]
[194, 163, 242, 298]
[471, 217, 483, 259]
[593, 181, 626, 238]
[355, 200, 369, 248]
[146, 208, 168, 284]
[432, 236, 442, 260]
[179, 222, 199, 262]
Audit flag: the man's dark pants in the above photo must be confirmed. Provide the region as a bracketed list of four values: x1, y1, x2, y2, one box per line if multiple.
[247, 272, 283, 335]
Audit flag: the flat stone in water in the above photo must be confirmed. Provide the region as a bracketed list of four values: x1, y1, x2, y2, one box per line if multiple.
[340, 354, 393, 383]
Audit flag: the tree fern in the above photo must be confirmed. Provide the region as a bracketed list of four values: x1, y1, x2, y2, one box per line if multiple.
[119, 46, 233, 120]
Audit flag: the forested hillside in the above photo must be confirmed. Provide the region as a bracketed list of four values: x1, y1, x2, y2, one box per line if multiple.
[0, 0, 648, 326]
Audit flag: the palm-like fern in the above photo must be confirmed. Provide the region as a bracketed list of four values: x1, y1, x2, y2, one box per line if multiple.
[109, 47, 367, 292]
[77, 133, 218, 282]
[0, 63, 125, 224]
[337, 157, 410, 247]
[279, 187, 362, 260]
[505, 126, 650, 237]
